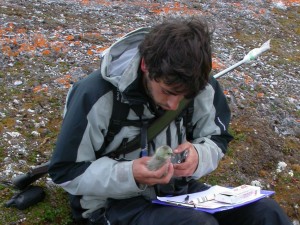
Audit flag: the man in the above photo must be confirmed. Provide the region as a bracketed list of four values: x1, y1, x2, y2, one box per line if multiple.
[49, 17, 291, 225]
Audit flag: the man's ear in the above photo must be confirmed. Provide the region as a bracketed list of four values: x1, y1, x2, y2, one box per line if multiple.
[140, 57, 147, 73]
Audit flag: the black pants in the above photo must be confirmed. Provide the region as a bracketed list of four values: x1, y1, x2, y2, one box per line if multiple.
[105, 197, 291, 225]
[104, 182, 291, 225]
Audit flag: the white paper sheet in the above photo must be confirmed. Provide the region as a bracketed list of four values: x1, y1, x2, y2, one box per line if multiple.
[157, 185, 265, 209]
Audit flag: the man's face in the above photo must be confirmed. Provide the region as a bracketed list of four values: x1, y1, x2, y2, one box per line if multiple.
[143, 72, 185, 111]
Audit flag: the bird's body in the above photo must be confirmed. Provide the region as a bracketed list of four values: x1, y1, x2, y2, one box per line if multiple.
[147, 145, 173, 171]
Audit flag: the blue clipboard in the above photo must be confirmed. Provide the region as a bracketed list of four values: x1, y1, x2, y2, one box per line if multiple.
[152, 190, 275, 214]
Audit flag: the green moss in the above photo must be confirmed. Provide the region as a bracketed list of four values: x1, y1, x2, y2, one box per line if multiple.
[0, 146, 5, 159]
[41, 60, 56, 67]
[58, 61, 71, 73]
[0, 183, 6, 191]
[0, 5, 25, 16]
[0, 187, 73, 225]
[1, 117, 16, 129]
[282, 137, 300, 155]
[272, 7, 300, 34]
[228, 127, 246, 142]
[14, 61, 24, 68]
[225, 147, 234, 157]
[24, 70, 31, 76]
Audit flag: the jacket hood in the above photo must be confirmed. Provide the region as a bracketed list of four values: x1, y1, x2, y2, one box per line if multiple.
[100, 28, 150, 97]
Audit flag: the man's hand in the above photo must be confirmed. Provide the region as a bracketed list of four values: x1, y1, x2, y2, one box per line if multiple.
[132, 157, 174, 186]
[173, 142, 199, 177]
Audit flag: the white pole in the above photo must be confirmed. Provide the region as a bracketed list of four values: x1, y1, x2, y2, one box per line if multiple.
[213, 39, 271, 79]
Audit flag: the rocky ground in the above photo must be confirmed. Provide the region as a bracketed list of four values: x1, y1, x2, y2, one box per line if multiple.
[0, 0, 299, 224]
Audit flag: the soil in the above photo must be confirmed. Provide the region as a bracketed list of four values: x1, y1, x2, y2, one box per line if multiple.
[0, 0, 299, 224]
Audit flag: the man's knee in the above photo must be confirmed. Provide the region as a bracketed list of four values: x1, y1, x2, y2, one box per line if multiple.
[256, 198, 286, 215]
[139, 206, 219, 225]
[215, 198, 291, 225]
[177, 210, 219, 225]
[250, 198, 291, 225]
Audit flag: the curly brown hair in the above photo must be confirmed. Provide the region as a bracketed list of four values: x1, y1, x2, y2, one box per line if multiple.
[139, 17, 213, 98]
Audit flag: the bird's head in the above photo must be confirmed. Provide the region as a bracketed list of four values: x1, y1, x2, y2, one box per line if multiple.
[155, 145, 173, 160]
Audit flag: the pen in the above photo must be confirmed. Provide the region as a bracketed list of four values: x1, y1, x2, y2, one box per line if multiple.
[166, 200, 195, 208]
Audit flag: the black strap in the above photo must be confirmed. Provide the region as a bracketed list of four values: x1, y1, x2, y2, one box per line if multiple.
[131, 104, 149, 157]
[175, 117, 182, 144]
[166, 125, 171, 146]
[109, 89, 130, 142]
[99, 88, 144, 154]
[183, 99, 194, 141]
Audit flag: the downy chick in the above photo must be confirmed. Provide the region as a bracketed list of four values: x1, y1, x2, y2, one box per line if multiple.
[147, 145, 173, 171]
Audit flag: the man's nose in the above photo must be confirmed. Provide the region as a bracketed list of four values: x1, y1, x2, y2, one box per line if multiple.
[167, 95, 183, 110]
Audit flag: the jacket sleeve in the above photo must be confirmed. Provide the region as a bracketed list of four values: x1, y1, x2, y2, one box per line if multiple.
[48, 70, 142, 198]
[190, 76, 233, 178]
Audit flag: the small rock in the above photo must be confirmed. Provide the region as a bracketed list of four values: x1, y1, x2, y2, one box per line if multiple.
[31, 131, 40, 137]
[14, 80, 23, 86]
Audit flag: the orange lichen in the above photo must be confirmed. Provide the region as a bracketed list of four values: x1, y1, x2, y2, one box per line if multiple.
[18, 43, 33, 52]
[42, 49, 51, 56]
[95, 46, 108, 53]
[17, 28, 27, 34]
[9, 37, 17, 45]
[80, 0, 90, 5]
[149, 2, 195, 15]
[33, 85, 49, 93]
[33, 34, 49, 48]
[2, 45, 12, 56]
[244, 75, 254, 84]
[65, 35, 75, 41]
[74, 41, 81, 46]
[0, 29, 5, 36]
[257, 93, 264, 98]
[87, 49, 93, 55]
[212, 57, 225, 70]
[223, 90, 230, 96]
[54, 75, 72, 88]
[50, 41, 65, 53]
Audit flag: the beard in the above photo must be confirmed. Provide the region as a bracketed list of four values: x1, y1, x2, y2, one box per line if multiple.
[143, 75, 169, 110]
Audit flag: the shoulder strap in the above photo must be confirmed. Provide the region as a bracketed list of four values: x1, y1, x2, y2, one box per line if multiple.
[104, 88, 130, 144]
[183, 99, 194, 141]
[107, 98, 192, 158]
[98, 87, 144, 155]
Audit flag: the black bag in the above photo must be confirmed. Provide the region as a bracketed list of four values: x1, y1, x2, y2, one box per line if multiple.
[5, 185, 45, 210]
